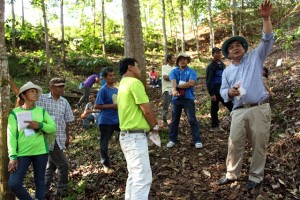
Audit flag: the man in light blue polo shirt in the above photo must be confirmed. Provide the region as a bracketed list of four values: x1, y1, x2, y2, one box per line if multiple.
[166, 53, 202, 149]
[217, 0, 274, 190]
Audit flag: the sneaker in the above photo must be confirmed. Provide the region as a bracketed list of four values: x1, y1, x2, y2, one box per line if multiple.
[155, 84, 160, 88]
[166, 141, 176, 148]
[245, 180, 261, 190]
[195, 142, 203, 149]
[209, 127, 224, 133]
[103, 166, 114, 174]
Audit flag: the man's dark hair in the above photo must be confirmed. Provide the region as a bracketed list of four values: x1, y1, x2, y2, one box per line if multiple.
[102, 67, 114, 78]
[166, 54, 175, 63]
[119, 58, 137, 76]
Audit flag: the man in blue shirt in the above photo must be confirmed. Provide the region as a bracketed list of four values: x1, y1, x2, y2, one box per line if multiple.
[95, 67, 119, 173]
[217, 0, 274, 190]
[166, 53, 202, 149]
[206, 47, 233, 132]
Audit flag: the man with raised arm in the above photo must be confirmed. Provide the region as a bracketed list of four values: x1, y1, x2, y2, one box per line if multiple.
[217, 0, 274, 190]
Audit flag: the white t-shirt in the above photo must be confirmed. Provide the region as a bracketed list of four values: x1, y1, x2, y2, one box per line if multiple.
[161, 64, 175, 93]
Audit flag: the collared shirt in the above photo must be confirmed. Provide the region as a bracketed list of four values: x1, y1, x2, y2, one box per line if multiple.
[117, 77, 150, 131]
[169, 66, 198, 100]
[36, 93, 74, 150]
[220, 32, 274, 109]
[161, 64, 175, 93]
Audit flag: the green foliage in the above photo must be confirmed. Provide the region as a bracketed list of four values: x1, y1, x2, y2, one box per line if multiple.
[274, 25, 300, 51]
[5, 20, 44, 52]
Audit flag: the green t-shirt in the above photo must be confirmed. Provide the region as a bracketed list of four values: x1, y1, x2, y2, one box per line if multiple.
[117, 77, 150, 131]
[7, 106, 56, 160]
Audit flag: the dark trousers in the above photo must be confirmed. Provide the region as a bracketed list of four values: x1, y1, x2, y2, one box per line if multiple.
[211, 90, 233, 128]
[99, 124, 120, 167]
[169, 98, 201, 144]
[45, 142, 69, 193]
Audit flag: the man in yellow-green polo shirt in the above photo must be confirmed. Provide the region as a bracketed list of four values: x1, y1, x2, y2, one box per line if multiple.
[117, 58, 159, 200]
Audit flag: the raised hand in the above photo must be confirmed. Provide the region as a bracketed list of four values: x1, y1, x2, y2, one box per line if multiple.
[258, 0, 272, 18]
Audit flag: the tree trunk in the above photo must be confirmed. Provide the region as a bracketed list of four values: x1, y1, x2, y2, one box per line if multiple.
[11, 0, 15, 56]
[101, 0, 106, 56]
[207, 0, 214, 49]
[180, 0, 185, 52]
[41, 0, 51, 79]
[21, 0, 24, 28]
[170, 0, 178, 54]
[60, 0, 66, 63]
[0, 0, 15, 199]
[92, 0, 96, 51]
[239, 0, 244, 36]
[161, 0, 168, 63]
[122, 0, 146, 85]
[230, 0, 237, 36]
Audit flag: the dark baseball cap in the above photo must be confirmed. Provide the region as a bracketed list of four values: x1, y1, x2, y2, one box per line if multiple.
[212, 47, 221, 53]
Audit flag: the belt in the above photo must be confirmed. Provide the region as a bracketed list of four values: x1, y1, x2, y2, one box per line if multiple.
[235, 99, 269, 110]
[120, 129, 146, 134]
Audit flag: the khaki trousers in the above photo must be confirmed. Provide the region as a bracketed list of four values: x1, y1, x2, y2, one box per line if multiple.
[226, 103, 271, 183]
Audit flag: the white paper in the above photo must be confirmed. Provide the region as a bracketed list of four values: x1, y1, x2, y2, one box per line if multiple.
[276, 59, 282, 67]
[178, 80, 186, 85]
[233, 81, 246, 100]
[24, 128, 35, 137]
[112, 94, 118, 104]
[148, 132, 161, 147]
[16, 111, 32, 131]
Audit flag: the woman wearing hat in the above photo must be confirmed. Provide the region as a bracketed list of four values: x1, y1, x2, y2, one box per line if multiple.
[7, 82, 56, 200]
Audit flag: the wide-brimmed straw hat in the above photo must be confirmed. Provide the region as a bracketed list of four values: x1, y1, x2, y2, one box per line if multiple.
[221, 36, 248, 59]
[18, 82, 42, 97]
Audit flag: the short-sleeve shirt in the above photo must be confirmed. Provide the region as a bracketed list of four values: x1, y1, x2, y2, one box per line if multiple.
[84, 74, 99, 88]
[169, 66, 198, 100]
[95, 85, 119, 125]
[117, 77, 150, 131]
[36, 93, 74, 150]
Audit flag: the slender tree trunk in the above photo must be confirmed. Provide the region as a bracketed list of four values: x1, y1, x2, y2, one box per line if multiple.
[230, 0, 237, 36]
[170, 0, 178, 54]
[92, 0, 96, 51]
[0, 0, 15, 199]
[101, 0, 106, 56]
[21, 0, 24, 28]
[180, 0, 185, 52]
[122, 0, 146, 85]
[11, 0, 15, 56]
[207, 0, 214, 49]
[193, 19, 200, 62]
[239, 0, 244, 36]
[60, 0, 66, 63]
[41, 0, 51, 79]
[161, 0, 168, 63]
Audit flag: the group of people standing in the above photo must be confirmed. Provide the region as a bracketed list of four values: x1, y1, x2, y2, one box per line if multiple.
[6, 0, 274, 199]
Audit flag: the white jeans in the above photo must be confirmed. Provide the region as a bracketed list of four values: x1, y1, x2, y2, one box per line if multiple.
[119, 132, 152, 200]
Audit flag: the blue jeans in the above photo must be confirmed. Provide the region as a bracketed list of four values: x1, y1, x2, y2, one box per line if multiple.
[82, 114, 95, 128]
[45, 142, 68, 193]
[8, 154, 48, 200]
[169, 98, 201, 144]
[99, 124, 120, 167]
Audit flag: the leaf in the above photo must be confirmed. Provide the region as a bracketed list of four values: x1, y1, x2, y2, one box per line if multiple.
[202, 169, 211, 178]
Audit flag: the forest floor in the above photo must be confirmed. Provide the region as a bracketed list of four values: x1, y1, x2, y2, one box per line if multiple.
[38, 39, 300, 200]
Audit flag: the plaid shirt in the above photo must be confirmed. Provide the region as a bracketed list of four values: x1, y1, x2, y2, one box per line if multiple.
[36, 93, 74, 150]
